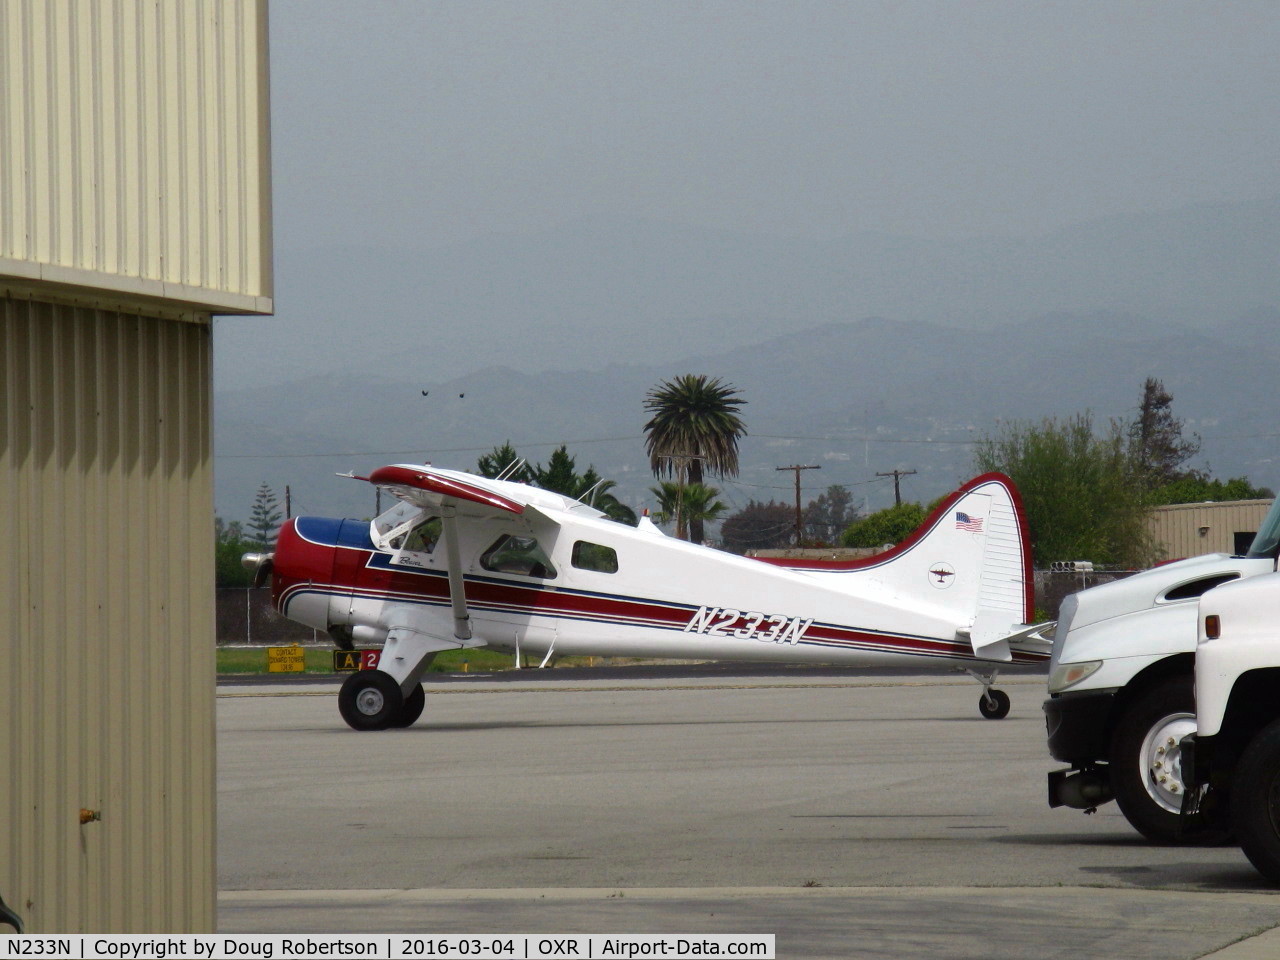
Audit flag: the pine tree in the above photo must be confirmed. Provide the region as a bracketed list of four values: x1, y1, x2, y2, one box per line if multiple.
[476, 441, 530, 481]
[248, 482, 283, 549]
[1129, 378, 1201, 487]
[533, 446, 637, 525]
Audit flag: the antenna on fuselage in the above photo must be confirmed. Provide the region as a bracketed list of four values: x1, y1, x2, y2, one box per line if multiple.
[578, 477, 608, 506]
[495, 458, 527, 482]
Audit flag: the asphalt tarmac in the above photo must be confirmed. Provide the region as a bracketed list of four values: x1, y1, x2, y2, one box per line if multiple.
[217, 667, 1280, 959]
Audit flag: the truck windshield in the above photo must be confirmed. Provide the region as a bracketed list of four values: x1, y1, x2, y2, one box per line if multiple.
[1245, 498, 1280, 559]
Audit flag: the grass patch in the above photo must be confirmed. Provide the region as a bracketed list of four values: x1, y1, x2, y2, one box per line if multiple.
[215, 644, 589, 676]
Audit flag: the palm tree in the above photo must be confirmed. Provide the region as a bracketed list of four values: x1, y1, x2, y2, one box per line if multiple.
[644, 374, 746, 543]
[650, 481, 728, 542]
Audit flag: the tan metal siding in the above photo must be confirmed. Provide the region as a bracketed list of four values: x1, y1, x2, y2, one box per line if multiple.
[1147, 499, 1272, 560]
[0, 0, 272, 314]
[0, 296, 215, 932]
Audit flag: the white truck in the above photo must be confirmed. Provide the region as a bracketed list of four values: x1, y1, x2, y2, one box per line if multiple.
[1044, 497, 1280, 842]
[1181, 571, 1280, 882]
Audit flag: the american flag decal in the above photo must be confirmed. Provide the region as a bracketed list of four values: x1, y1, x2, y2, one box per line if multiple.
[955, 511, 984, 533]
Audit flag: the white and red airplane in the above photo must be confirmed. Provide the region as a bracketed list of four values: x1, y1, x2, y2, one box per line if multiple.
[250, 465, 1050, 730]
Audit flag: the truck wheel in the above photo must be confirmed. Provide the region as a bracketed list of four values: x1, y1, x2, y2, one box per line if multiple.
[1231, 719, 1280, 884]
[1110, 676, 1197, 842]
[338, 670, 403, 731]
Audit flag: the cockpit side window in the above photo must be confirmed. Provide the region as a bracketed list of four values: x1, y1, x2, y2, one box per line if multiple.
[480, 534, 557, 579]
[390, 516, 442, 554]
[572, 541, 619, 574]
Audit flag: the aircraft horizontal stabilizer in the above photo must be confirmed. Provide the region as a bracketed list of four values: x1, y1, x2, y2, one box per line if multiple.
[962, 610, 1017, 661]
[960, 613, 1055, 661]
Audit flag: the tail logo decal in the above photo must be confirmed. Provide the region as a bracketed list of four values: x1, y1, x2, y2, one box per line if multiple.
[954, 512, 984, 533]
[929, 563, 956, 588]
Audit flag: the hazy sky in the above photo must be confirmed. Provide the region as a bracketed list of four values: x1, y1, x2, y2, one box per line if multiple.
[215, 1, 1280, 517]
[270, 0, 1279, 250]
[215, 1, 1280, 391]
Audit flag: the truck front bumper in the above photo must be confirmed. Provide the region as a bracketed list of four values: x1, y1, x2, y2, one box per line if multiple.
[1044, 689, 1117, 763]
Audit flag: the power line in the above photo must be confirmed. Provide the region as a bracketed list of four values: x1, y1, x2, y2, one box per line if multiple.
[215, 434, 644, 460]
[214, 425, 1280, 462]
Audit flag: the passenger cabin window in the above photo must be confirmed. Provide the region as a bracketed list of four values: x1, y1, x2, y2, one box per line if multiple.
[480, 534, 557, 579]
[389, 516, 442, 554]
[572, 541, 618, 574]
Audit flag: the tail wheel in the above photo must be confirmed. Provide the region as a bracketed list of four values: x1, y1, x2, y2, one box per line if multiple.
[1231, 719, 1280, 884]
[1110, 676, 1197, 842]
[338, 670, 403, 731]
[978, 688, 1010, 719]
[390, 683, 425, 728]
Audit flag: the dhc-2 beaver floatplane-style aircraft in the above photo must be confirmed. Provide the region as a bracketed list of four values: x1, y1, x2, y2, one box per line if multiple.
[247, 465, 1051, 730]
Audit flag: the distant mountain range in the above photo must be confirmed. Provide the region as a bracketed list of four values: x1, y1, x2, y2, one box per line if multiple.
[215, 197, 1280, 392]
[215, 310, 1280, 527]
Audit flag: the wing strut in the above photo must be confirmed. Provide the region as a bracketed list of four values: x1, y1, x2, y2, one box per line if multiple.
[440, 506, 472, 641]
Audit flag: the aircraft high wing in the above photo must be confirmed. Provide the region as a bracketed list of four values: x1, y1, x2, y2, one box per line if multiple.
[256, 465, 1050, 730]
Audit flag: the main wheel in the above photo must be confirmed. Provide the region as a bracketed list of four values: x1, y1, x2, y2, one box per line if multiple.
[1109, 676, 1197, 842]
[1231, 719, 1280, 884]
[390, 683, 425, 728]
[338, 670, 403, 731]
[978, 688, 1010, 719]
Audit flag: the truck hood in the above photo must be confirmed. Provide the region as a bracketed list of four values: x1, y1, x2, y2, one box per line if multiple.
[1066, 553, 1265, 633]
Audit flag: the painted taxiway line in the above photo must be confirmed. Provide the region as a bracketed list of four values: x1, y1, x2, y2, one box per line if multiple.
[218, 884, 1279, 904]
[1198, 926, 1280, 960]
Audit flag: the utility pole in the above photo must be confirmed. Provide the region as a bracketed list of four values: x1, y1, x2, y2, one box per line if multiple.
[777, 464, 820, 544]
[876, 468, 917, 506]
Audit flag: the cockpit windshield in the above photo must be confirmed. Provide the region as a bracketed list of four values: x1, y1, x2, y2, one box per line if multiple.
[1245, 497, 1280, 559]
[371, 501, 422, 547]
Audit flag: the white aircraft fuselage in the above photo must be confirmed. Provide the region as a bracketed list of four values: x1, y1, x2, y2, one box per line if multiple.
[264, 466, 1048, 729]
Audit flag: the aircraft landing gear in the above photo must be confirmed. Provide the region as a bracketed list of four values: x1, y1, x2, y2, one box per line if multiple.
[391, 683, 426, 728]
[979, 688, 1011, 719]
[338, 671, 425, 730]
[967, 668, 1011, 719]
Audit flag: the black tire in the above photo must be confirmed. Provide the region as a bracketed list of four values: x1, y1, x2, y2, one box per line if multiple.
[390, 683, 425, 728]
[978, 688, 1011, 719]
[1231, 719, 1280, 884]
[1109, 676, 1197, 842]
[338, 670, 403, 731]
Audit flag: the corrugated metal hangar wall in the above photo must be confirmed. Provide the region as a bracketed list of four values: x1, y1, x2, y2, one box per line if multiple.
[1, 302, 216, 931]
[0, 0, 272, 933]
[1148, 499, 1273, 561]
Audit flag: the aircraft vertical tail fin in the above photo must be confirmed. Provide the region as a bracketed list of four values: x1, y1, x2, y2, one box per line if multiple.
[756, 474, 1034, 659]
